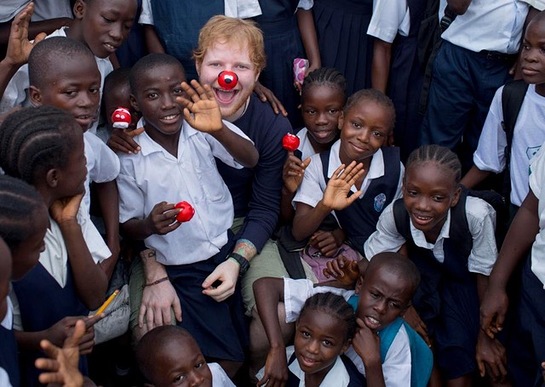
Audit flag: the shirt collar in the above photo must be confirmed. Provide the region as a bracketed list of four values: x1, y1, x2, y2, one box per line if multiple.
[137, 117, 197, 157]
[409, 210, 451, 248]
[288, 349, 349, 386]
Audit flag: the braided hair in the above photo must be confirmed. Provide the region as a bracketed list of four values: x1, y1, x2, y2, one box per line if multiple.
[344, 88, 396, 130]
[406, 144, 462, 184]
[302, 67, 347, 101]
[0, 175, 46, 251]
[299, 292, 357, 342]
[0, 106, 80, 184]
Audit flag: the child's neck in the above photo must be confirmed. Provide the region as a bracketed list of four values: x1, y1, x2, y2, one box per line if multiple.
[304, 361, 336, 387]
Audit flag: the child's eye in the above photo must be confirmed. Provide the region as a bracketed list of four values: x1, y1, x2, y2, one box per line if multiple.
[173, 88, 183, 95]
[522, 43, 530, 51]
[147, 92, 158, 99]
[173, 374, 186, 383]
[372, 130, 384, 138]
[370, 291, 380, 299]
[90, 87, 100, 94]
[352, 121, 362, 129]
[195, 361, 205, 369]
[328, 108, 339, 114]
[433, 195, 445, 202]
[102, 16, 114, 23]
[322, 339, 333, 347]
[304, 109, 316, 115]
[301, 330, 311, 338]
[406, 190, 418, 197]
[389, 301, 401, 309]
[64, 90, 77, 97]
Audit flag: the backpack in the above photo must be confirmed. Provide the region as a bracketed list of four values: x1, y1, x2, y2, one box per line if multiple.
[501, 79, 529, 207]
[347, 296, 433, 387]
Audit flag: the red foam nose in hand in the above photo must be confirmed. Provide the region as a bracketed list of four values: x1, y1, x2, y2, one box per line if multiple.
[218, 71, 238, 90]
[282, 133, 300, 152]
[111, 107, 132, 129]
[175, 201, 195, 223]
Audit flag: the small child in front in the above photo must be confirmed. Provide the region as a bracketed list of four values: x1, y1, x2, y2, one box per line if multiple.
[136, 326, 234, 387]
[254, 252, 431, 387]
[117, 53, 258, 376]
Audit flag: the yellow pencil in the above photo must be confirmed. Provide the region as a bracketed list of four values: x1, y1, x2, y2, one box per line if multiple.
[94, 289, 120, 316]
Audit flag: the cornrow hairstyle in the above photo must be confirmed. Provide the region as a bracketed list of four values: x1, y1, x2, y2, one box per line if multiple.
[0, 175, 46, 251]
[28, 37, 96, 90]
[368, 252, 421, 300]
[406, 144, 462, 184]
[129, 53, 185, 95]
[0, 106, 80, 184]
[301, 67, 347, 101]
[299, 292, 357, 342]
[344, 88, 396, 130]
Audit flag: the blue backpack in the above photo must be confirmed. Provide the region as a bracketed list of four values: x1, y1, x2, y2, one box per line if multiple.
[348, 295, 433, 387]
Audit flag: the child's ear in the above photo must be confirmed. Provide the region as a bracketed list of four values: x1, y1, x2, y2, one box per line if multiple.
[354, 274, 364, 294]
[29, 86, 43, 106]
[45, 169, 59, 188]
[338, 112, 344, 130]
[130, 94, 140, 112]
[450, 185, 462, 208]
[341, 339, 351, 354]
[72, 0, 86, 20]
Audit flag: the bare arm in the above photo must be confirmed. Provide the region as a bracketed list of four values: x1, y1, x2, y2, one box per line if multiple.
[460, 165, 492, 190]
[95, 181, 120, 280]
[296, 9, 321, 72]
[143, 24, 165, 53]
[446, 0, 472, 15]
[0, 17, 70, 46]
[371, 38, 392, 93]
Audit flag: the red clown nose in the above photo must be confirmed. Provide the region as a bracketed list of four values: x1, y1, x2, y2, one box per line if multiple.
[217, 71, 238, 90]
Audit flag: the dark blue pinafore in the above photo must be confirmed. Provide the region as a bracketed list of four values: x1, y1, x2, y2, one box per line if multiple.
[0, 323, 20, 387]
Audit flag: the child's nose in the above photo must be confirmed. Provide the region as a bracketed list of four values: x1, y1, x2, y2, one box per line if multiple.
[109, 23, 123, 42]
[373, 299, 387, 314]
[187, 371, 204, 386]
[307, 339, 320, 354]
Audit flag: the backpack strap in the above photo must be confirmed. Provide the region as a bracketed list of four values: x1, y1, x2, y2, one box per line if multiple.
[501, 80, 529, 204]
[378, 317, 404, 362]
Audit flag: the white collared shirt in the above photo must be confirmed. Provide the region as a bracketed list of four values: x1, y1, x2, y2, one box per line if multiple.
[295, 127, 320, 161]
[364, 196, 498, 275]
[367, 0, 411, 43]
[293, 140, 403, 210]
[117, 118, 246, 265]
[439, 0, 528, 54]
[528, 146, 545, 288]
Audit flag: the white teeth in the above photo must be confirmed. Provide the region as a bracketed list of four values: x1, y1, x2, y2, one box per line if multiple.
[163, 114, 177, 120]
[368, 317, 379, 324]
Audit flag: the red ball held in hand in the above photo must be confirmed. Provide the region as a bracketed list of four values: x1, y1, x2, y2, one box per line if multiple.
[217, 71, 238, 90]
[111, 107, 132, 129]
[175, 201, 195, 223]
[282, 133, 300, 152]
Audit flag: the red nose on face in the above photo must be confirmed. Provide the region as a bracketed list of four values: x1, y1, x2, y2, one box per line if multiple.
[175, 201, 195, 223]
[282, 133, 300, 152]
[218, 71, 238, 90]
[111, 107, 132, 129]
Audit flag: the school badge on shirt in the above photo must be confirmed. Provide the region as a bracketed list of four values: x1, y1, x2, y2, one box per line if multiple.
[374, 193, 386, 212]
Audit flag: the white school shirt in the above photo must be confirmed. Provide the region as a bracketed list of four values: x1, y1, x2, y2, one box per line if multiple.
[295, 127, 319, 161]
[473, 84, 545, 206]
[117, 118, 247, 265]
[0, 27, 113, 134]
[364, 196, 498, 275]
[209, 363, 236, 387]
[10, 217, 106, 330]
[283, 278, 412, 387]
[528, 146, 545, 288]
[367, 0, 410, 43]
[293, 140, 404, 211]
[439, 0, 528, 54]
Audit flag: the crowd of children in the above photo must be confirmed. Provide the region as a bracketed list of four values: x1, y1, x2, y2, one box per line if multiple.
[1, 1, 545, 387]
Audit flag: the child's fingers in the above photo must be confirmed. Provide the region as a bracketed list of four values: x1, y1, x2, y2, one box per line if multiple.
[35, 357, 59, 372]
[84, 314, 103, 330]
[180, 81, 200, 103]
[202, 83, 217, 101]
[39, 339, 60, 360]
[189, 79, 209, 100]
[66, 319, 86, 348]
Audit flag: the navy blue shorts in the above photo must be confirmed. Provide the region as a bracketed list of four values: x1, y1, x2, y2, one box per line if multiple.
[165, 235, 248, 362]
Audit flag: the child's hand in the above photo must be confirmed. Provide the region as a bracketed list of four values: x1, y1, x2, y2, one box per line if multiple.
[476, 331, 507, 382]
[257, 346, 289, 387]
[145, 202, 181, 236]
[35, 319, 85, 387]
[45, 315, 101, 355]
[50, 194, 84, 225]
[352, 318, 381, 367]
[3, 3, 46, 68]
[177, 80, 223, 133]
[310, 229, 342, 257]
[322, 161, 364, 211]
[201, 258, 240, 302]
[107, 126, 144, 154]
[480, 286, 509, 339]
[403, 306, 431, 347]
[322, 256, 360, 287]
[283, 153, 311, 194]
[253, 81, 288, 117]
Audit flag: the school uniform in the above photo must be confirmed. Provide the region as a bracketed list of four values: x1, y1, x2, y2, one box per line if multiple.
[508, 147, 545, 386]
[0, 297, 18, 387]
[10, 217, 105, 387]
[473, 84, 545, 207]
[283, 278, 412, 387]
[293, 141, 403, 255]
[421, 0, 529, 169]
[312, 0, 374, 95]
[364, 193, 497, 379]
[252, 0, 312, 127]
[295, 127, 319, 160]
[367, 0, 426, 161]
[208, 363, 236, 387]
[117, 118, 250, 361]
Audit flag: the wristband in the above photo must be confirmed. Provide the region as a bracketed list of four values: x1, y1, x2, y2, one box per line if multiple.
[144, 276, 169, 288]
[228, 253, 250, 276]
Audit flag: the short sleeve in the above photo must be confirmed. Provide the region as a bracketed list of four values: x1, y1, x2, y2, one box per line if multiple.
[466, 197, 498, 275]
[117, 161, 146, 223]
[205, 120, 251, 169]
[292, 153, 326, 208]
[364, 202, 406, 259]
[367, 0, 410, 43]
[297, 0, 313, 10]
[138, 0, 154, 25]
[530, 145, 545, 198]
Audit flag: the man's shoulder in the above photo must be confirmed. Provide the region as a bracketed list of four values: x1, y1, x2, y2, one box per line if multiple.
[238, 94, 292, 136]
